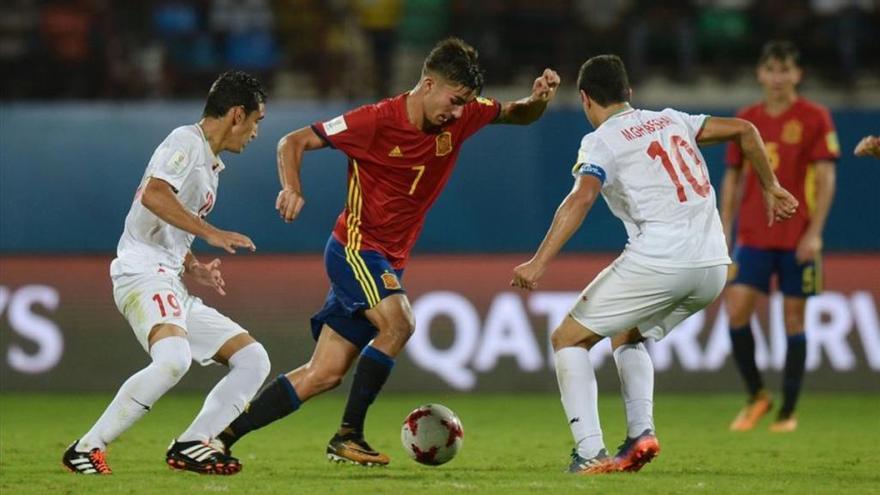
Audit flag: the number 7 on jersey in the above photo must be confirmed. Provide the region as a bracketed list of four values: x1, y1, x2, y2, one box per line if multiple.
[409, 165, 426, 195]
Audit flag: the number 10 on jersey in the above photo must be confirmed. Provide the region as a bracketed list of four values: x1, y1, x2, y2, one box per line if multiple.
[647, 135, 710, 203]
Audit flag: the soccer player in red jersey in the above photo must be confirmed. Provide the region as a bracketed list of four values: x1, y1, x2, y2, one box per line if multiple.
[722, 41, 839, 433]
[213, 38, 560, 465]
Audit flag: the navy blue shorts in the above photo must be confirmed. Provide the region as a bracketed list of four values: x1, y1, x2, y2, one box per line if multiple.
[310, 236, 405, 350]
[728, 245, 821, 297]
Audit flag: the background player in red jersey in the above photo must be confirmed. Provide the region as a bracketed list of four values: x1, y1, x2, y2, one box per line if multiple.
[722, 41, 839, 433]
[212, 37, 560, 465]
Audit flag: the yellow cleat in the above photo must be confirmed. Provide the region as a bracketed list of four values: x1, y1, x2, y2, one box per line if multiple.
[326, 432, 390, 466]
[729, 391, 772, 432]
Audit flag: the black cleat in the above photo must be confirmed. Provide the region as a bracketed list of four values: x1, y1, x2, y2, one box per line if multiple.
[166, 439, 242, 475]
[62, 440, 112, 474]
[326, 432, 389, 466]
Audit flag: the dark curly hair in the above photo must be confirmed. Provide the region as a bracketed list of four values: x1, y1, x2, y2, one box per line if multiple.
[577, 54, 631, 107]
[422, 38, 484, 93]
[202, 70, 266, 118]
[758, 40, 801, 67]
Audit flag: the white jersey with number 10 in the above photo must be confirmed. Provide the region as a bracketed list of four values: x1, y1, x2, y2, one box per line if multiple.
[574, 107, 730, 268]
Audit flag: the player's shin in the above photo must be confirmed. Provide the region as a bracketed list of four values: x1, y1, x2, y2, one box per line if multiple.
[555, 346, 605, 458]
[780, 333, 806, 418]
[729, 324, 764, 396]
[613, 343, 655, 437]
[79, 337, 191, 451]
[217, 373, 303, 448]
[178, 343, 270, 443]
[339, 345, 395, 435]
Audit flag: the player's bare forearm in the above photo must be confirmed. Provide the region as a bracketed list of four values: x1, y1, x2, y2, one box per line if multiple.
[739, 126, 778, 191]
[531, 177, 600, 267]
[277, 126, 325, 191]
[804, 161, 836, 238]
[497, 96, 549, 125]
[276, 126, 326, 222]
[495, 69, 560, 125]
[142, 177, 218, 240]
[720, 168, 743, 243]
[142, 178, 254, 254]
[700, 117, 778, 190]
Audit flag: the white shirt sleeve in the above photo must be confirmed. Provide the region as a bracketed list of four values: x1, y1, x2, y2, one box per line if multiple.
[149, 129, 200, 192]
[572, 133, 615, 186]
[662, 108, 709, 140]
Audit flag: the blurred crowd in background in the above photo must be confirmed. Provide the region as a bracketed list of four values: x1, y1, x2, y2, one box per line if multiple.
[1, 0, 877, 101]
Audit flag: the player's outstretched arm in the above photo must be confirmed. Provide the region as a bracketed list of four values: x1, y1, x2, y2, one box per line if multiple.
[698, 117, 798, 226]
[855, 135, 880, 158]
[511, 175, 601, 291]
[276, 126, 327, 223]
[141, 177, 256, 254]
[495, 68, 560, 125]
[719, 167, 743, 248]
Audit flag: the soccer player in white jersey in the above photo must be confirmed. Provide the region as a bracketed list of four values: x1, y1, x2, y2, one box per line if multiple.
[62, 71, 270, 476]
[511, 55, 799, 475]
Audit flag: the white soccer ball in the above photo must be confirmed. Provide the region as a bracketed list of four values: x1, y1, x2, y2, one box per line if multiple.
[400, 404, 464, 466]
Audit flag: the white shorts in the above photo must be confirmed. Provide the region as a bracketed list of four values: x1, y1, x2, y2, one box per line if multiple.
[569, 254, 727, 341]
[112, 270, 247, 366]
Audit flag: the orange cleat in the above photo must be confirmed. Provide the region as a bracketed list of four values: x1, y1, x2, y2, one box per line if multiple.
[568, 448, 619, 475]
[769, 416, 798, 433]
[729, 391, 772, 432]
[614, 430, 661, 472]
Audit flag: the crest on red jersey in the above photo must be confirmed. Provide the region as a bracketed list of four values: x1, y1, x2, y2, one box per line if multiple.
[381, 272, 402, 290]
[782, 119, 802, 144]
[436, 132, 452, 156]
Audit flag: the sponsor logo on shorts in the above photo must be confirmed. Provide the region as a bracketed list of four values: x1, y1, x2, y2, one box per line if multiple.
[381, 272, 401, 290]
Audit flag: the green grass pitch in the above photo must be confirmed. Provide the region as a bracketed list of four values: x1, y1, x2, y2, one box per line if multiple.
[1, 393, 878, 494]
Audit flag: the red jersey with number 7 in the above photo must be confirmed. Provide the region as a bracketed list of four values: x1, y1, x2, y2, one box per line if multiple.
[312, 93, 501, 269]
[725, 97, 840, 249]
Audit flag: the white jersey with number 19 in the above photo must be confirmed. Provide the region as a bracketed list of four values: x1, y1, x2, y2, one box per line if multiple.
[574, 107, 730, 268]
[111, 124, 224, 277]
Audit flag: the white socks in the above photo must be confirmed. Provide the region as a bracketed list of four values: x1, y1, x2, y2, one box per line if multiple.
[613, 343, 655, 438]
[177, 343, 271, 443]
[78, 337, 191, 451]
[554, 346, 605, 459]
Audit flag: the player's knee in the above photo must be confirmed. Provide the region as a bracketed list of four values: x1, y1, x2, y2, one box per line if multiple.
[241, 343, 271, 381]
[398, 318, 416, 340]
[153, 345, 192, 381]
[783, 314, 805, 333]
[385, 316, 416, 344]
[725, 295, 753, 326]
[726, 303, 752, 327]
[307, 367, 344, 392]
